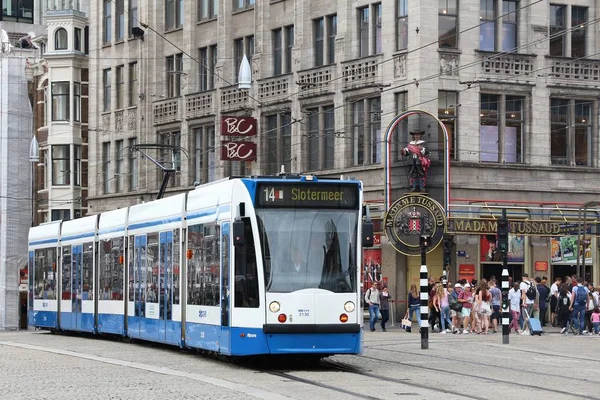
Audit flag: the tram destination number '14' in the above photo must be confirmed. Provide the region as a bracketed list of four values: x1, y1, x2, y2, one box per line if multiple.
[262, 187, 345, 202]
[257, 183, 358, 208]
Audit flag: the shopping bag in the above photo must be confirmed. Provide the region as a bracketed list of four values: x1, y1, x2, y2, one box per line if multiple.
[401, 311, 412, 332]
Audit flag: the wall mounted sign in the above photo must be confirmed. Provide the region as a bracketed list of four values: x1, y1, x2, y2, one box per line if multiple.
[383, 194, 446, 256]
[220, 141, 257, 161]
[220, 116, 257, 137]
[447, 218, 593, 237]
[534, 261, 548, 271]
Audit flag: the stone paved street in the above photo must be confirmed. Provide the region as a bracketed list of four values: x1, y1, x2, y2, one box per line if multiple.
[1, 326, 599, 400]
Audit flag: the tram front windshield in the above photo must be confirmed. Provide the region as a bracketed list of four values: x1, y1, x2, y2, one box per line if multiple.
[257, 209, 358, 293]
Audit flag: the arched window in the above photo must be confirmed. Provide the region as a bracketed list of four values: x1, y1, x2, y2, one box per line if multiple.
[55, 28, 68, 50]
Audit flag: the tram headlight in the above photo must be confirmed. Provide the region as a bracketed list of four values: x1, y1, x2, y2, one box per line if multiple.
[269, 301, 281, 313]
[344, 301, 355, 313]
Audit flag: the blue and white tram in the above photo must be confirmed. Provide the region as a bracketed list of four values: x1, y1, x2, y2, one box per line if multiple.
[28, 176, 373, 357]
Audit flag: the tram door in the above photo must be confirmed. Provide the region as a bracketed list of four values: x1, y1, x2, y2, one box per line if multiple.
[131, 235, 147, 337]
[219, 222, 231, 354]
[158, 231, 174, 342]
[71, 244, 83, 329]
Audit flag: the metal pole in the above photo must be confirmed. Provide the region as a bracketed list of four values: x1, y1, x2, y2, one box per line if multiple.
[420, 259, 429, 350]
[501, 268, 509, 344]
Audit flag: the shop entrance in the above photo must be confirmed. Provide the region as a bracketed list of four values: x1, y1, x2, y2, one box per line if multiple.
[550, 264, 593, 282]
[482, 263, 523, 282]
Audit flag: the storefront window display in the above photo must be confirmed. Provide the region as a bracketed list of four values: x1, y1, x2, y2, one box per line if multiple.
[480, 234, 524, 281]
[550, 237, 592, 282]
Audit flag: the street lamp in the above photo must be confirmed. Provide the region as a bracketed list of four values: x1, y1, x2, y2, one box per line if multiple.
[29, 136, 39, 226]
[238, 54, 252, 90]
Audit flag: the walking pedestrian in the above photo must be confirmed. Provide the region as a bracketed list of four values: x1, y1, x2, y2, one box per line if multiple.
[379, 285, 392, 332]
[364, 282, 380, 332]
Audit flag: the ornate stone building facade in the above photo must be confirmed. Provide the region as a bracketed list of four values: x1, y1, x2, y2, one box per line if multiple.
[87, 0, 600, 318]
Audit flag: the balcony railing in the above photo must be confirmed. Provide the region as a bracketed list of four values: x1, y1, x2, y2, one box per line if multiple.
[341, 55, 382, 90]
[257, 74, 291, 102]
[478, 52, 535, 77]
[548, 57, 600, 82]
[297, 65, 335, 97]
[152, 97, 181, 125]
[220, 85, 249, 110]
[185, 90, 215, 119]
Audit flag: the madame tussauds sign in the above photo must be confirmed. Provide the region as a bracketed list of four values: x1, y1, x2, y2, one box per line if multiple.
[447, 218, 590, 236]
[384, 194, 446, 256]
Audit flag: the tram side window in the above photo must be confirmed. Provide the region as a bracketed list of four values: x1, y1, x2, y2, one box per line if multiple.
[172, 229, 180, 305]
[82, 242, 94, 300]
[187, 223, 220, 306]
[128, 235, 135, 302]
[234, 218, 259, 308]
[147, 233, 159, 303]
[62, 246, 72, 300]
[34, 248, 57, 300]
[99, 238, 124, 300]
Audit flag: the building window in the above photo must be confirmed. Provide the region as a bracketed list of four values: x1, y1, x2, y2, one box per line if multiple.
[285, 26, 294, 73]
[51, 82, 70, 121]
[571, 6, 587, 58]
[51, 209, 70, 221]
[479, 0, 495, 51]
[233, 0, 254, 12]
[306, 105, 335, 171]
[374, 3, 382, 54]
[480, 94, 524, 163]
[199, 46, 217, 91]
[166, 53, 183, 97]
[102, 142, 111, 193]
[265, 112, 292, 175]
[480, 0, 518, 52]
[272, 29, 282, 75]
[103, 69, 111, 112]
[128, 62, 138, 106]
[358, 6, 369, 57]
[549, 5, 565, 57]
[198, 0, 218, 20]
[129, 0, 138, 37]
[74, 28, 82, 51]
[1, 0, 34, 23]
[55, 28, 67, 50]
[116, 65, 124, 109]
[194, 126, 216, 184]
[129, 137, 138, 190]
[439, 0, 457, 48]
[166, 0, 183, 30]
[74, 145, 81, 186]
[313, 18, 324, 67]
[115, 140, 124, 192]
[73, 82, 81, 122]
[159, 132, 181, 187]
[551, 98, 592, 166]
[116, 0, 124, 40]
[233, 36, 253, 83]
[438, 91, 457, 159]
[52, 145, 70, 186]
[396, 0, 408, 51]
[393, 92, 408, 161]
[352, 97, 381, 166]
[327, 15, 337, 64]
[103, 0, 111, 44]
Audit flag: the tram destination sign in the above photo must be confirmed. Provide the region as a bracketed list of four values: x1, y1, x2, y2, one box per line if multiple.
[255, 183, 359, 209]
[447, 218, 595, 236]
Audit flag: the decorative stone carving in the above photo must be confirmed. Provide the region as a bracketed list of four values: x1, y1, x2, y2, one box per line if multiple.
[181, 72, 188, 92]
[394, 54, 407, 78]
[127, 108, 137, 130]
[214, 64, 223, 85]
[115, 111, 123, 132]
[101, 114, 110, 134]
[532, 25, 548, 37]
[440, 53, 459, 77]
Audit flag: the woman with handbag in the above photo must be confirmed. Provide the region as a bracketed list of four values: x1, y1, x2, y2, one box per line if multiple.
[408, 283, 421, 329]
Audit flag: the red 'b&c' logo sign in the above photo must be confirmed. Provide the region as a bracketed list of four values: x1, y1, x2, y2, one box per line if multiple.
[220, 116, 257, 137]
[221, 141, 257, 161]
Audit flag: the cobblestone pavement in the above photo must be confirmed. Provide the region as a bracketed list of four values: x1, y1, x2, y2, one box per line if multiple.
[1, 326, 599, 400]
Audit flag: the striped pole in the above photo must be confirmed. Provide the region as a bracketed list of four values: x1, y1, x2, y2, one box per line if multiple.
[501, 268, 510, 344]
[420, 263, 429, 350]
[442, 268, 447, 287]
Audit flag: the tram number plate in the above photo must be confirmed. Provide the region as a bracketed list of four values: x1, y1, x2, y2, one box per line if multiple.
[198, 310, 207, 318]
[298, 309, 310, 317]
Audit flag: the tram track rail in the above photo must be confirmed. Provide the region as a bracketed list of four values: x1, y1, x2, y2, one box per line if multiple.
[358, 351, 600, 400]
